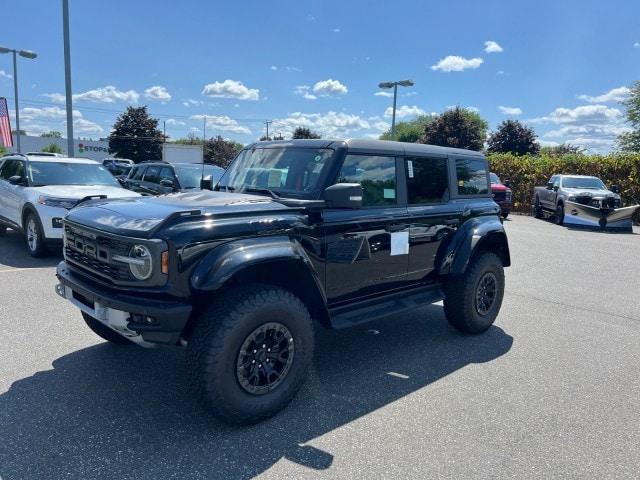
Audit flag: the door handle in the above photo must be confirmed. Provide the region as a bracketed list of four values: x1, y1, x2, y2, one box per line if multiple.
[444, 219, 459, 226]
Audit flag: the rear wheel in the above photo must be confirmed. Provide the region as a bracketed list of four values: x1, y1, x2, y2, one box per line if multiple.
[501, 210, 509, 219]
[444, 252, 505, 334]
[24, 212, 49, 257]
[82, 312, 134, 345]
[555, 203, 565, 226]
[533, 197, 544, 218]
[187, 284, 314, 425]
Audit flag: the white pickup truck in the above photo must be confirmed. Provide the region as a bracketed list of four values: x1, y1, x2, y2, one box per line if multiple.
[0, 154, 140, 256]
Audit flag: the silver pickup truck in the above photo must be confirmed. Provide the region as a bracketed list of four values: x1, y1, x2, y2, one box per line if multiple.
[533, 174, 638, 231]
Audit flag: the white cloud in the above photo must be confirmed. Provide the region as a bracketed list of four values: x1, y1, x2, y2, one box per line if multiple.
[634, 42, 640, 48]
[531, 104, 622, 124]
[306, 14, 316, 21]
[374, 91, 393, 98]
[144, 85, 171, 102]
[270, 65, 277, 71]
[182, 98, 203, 107]
[73, 118, 104, 134]
[447, 105, 479, 113]
[41, 93, 66, 103]
[190, 114, 252, 135]
[201, 79, 260, 101]
[285, 66, 302, 72]
[431, 56, 483, 72]
[312, 79, 348, 96]
[165, 118, 186, 126]
[20, 106, 82, 121]
[484, 41, 503, 53]
[294, 85, 317, 100]
[384, 105, 426, 118]
[0, 69, 12, 80]
[72, 85, 140, 103]
[333, 28, 340, 33]
[498, 106, 523, 115]
[577, 86, 630, 103]
[272, 111, 370, 138]
[404, 91, 418, 97]
[373, 120, 391, 131]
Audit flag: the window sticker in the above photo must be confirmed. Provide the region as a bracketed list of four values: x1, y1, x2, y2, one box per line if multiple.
[383, 188, 396, 199]
[390, 231, 409, 256]
[407, 160, 414, 178]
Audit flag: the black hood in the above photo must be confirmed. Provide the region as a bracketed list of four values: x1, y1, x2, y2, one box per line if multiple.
[65, 191, 294, 237]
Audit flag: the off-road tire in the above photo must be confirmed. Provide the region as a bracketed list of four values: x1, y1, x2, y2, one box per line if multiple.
[187, 284, 315, 425]
[501, 211, 509, 220]
[555, 203, 564, 226]
[443, 252, 505, 334]
[533, 197, 544, 218]
[24, 212, 49, 258]
[82, 312, 134, 345]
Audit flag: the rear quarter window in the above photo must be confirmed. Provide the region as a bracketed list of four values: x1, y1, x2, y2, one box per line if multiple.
[455, 158, 489, 195]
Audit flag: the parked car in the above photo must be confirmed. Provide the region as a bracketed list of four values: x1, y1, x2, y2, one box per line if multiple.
[0, 154, 140, 256]
[25, 152, 66, 158]
[102, 158, 134, 176]
[55, 139, 510, 424]
[123, 162, 225, 195]
[533, 174, 638, 230]
[489, 172, 512, 219]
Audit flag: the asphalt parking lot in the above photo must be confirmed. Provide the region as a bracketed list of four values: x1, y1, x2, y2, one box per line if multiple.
[0, 215, 639, 479]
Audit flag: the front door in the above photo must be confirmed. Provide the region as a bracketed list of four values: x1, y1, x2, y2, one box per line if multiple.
[323, 154, 409, 304]
[0, 159, 26, 225]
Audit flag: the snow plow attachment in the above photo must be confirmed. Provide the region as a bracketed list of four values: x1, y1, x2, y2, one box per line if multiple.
[565, 201, 639, 232]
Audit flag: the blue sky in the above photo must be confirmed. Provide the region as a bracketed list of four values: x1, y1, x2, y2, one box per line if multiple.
[2, 0, 639, 151]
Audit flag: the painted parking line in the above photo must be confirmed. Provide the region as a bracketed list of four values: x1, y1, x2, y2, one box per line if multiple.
[0, 267, 53, 273]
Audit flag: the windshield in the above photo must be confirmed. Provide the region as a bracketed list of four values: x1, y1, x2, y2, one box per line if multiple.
[175, 164, 225, 189]
[489, 173, 501, 184]
[28, 161, 120, 187]
[562, 177, 606, 190]
[217, 147, 335, 198]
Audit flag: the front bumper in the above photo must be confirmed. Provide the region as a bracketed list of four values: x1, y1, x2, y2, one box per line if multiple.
[564, 202, 639, 231]
[56, 261, 192, 345]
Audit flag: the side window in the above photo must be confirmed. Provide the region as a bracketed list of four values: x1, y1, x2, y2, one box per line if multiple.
[143, 166, 160, 184]
[406, 157, 449, 204]
[553, 176, 561, 188]
[159, 167, 174, 182]
[455, 158, 489, 195]
[336, 155, 397, 206]
[0, 160, 17, 179]
[132, 166, 145, 180]
[127, 166, 138, 179]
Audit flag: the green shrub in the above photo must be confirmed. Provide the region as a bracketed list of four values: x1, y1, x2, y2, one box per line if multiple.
[488, 153, 640, 214]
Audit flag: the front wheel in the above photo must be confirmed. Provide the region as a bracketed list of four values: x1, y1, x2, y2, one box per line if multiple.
[24, 212, 49, 257]
[187, 285, 315, 425]
[533, 197, 544, 218]
[443, 252, 505, 334]
[555, 203, 565, 226]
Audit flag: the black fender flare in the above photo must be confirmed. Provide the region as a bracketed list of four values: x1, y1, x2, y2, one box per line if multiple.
[190, 235, 325, 297]
[438, 216, 510, 276]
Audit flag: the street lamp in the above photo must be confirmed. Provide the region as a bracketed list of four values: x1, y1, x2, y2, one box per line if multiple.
[0, 46, 38, 153]
[378, 79, 414, 139]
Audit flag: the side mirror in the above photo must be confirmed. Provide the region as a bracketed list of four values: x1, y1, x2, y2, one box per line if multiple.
[610, 185, 620, 194]
[546, 182, 554, 190]
[552, 185, 559, 192]
[8, 175, 26, 186]
[159, 179, 175, 188]
[200, 175, 213, 190]
[324, 183, 363, 209]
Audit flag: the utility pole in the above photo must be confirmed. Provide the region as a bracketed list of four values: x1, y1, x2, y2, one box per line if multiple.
[378, 79, 414, 139]
[62, 0, 74, 156]
[264, 120, 272, 140]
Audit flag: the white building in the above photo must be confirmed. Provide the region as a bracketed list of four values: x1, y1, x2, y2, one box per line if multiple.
[7, 134, 110, 161]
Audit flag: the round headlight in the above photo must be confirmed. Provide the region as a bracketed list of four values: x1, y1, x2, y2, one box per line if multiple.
[129, 245, 153, 280]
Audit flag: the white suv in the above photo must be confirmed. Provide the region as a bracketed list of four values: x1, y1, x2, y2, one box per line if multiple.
[0, 154, 140, 257]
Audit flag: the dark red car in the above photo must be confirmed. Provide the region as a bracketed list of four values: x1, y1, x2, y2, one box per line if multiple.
[490, 172, 512, 219]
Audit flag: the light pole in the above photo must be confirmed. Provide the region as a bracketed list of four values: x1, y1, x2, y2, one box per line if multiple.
[0, 46, 37, 153]
[62, 0, 74, 156]
[378, 79, 414, 139]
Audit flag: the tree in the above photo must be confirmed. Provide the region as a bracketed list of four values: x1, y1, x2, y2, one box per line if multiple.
[175, 132, 203, 145]
[0, 145, 6, 156]
[204, 136, 243, 168]
[617, 80, 640, 152]
[41, 143, 63, 154]
[292, 127, 321, 139]
[41, 131, 62, 138]
[259, 135, 271, 141]
[540, 143, 584, 156]
[419, 107, 488, 151]
[487, 120, 540, 155]
[11, 129, 26, 136]
[380, 115, 435, 143]
[108, 106, 164, 163]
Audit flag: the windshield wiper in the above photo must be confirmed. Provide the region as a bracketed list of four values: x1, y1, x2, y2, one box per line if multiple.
[242, 187, 280, 199]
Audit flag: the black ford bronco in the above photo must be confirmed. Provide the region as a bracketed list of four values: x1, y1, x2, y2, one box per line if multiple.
[55, 139, 510, 424]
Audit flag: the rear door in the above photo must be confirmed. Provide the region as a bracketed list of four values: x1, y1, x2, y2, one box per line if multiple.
[323, 153, 410, 304]
[405, 155, 459, 282]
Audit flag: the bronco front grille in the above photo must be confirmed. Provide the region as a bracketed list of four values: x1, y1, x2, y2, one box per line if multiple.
[64, 223, 134, 282]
